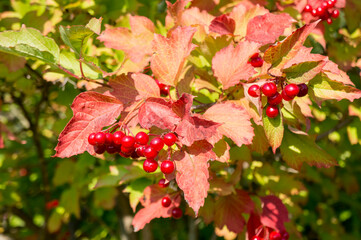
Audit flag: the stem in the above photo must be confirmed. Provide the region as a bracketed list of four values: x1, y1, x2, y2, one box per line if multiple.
[120, 100, 145, 128]
[316, 116, 355, 141]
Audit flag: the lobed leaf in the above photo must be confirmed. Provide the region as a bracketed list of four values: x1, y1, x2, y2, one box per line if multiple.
[260, 195, 289, 232]
[209, 14, 236, 36]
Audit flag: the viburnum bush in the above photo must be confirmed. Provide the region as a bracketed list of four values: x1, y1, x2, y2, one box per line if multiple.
[1, 0, 361, 239]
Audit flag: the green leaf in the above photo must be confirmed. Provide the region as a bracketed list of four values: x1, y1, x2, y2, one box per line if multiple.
[262, 106, 284, 153]
[124, 178, 152, 212]
[59, 51, 101, 79]
[59, 18, 102, 58]
[280, 128, 337, 170]
[94, 187, 118, 210]
[47, 211, 62, 233]
[60, 187, 80, 218]
[53, 159, 75, 186]
[309, 73, 361, 103]
[0, 27, 59, 64]
[283, 61, 325, 84]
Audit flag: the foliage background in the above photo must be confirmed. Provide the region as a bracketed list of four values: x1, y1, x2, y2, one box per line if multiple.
[0, 0, 361, 240]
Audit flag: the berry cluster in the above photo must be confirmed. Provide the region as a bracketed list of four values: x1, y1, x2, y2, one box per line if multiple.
[158, 179, 183, 219]
[252, 230, 289, 240]
[88, 131, 177, 174]
[155, 79, 170, 96]
[248, 81, 308, 118]
[304, 0, 340, 24]
[248, 53, 264, 68]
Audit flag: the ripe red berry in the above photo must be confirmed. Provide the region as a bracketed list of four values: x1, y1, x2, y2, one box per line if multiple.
[135, 145, 146, 157]
[121, 145, 134, 154]
[158, 178, 169, 188]
[304, 4, 312, 12]
[104, 133, 113, 145]
[150, 137, 164, 151]
[121, 136, 135, 148]
[88, 133, 97, 145]
[331, 9, 339, 18]
[252, 236, 263, 240]
[268, 92, 282, 105]
[171, 207, 182, 219]
[326, 18, 333, 24]
[270, 231, 282, 240]
[144, 146, 158, 159]
[163, 133, 177, 146]
[95, 132, 106, 146]
[284, 84, 299, 98]
[316, 6, 325, 16]
[297, 83, 308, 97]
[261, 82, 278, 97]
[328, 0, 336, 8]
[113, 131, 125, 145]
[161, 160, 175, 174]
[161, 196, 172, 207]
[266, 105, 279, 118]
[143, 159, 158, 173]
[160, 85, 170, 96]
[281, 90, 294, 101]
[135, 131, 149, 145]
[248, 84, 260, 97]
[311, 9, 318, 17]
[94, 145, 106, 154]
[106, 144, 118, 154]
[322, 1, 329, 9]
[250, 57, 263, 67]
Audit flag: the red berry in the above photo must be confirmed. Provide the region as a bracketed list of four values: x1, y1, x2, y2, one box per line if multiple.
[316, 6, 325, 16]
[163, 133, 177, 146]
[161, 85, 170, 96]
[143, 159, 158, 173]
[144, 146, 158, 159]
[328, 0, 336, 8]
[161, 196, 172, 207]
[321, 1, 329, 9]
[250, 57, 263, 67]
[252, 237, 263, 240]
[304, 4, 312, 12]
[248, 84, 260, 97]
[281, 90, 294, 101]
[46, 199, 59, 210]
[261, 82, 278, 97]
[106, 144, 118, 154]
[113, 131, 125, 145]
[270, 231, 282, 240]
[331, 9, 339, 18]
[150, 137, 164, 151]
[161, 160, 175, 174]
[266, 105, 279, 118]
[284, 84, 299, 98]
[135, 131, 149, 145]
[311, 9, 318, 17]
[135, 145, 146, 157]
[297, 84, 308, 97]
[171, 207, 182, 219]
[104, 133, 113, 145]
[121, 136, 135, 148]
[95, 132, 106, 146]
[94, 145, 106, 154]
[281, 231, 289, 240]
[158, 178, 169, 188]
[88, 133, 97, 145]
[250, 53, 259, 59]
[267, 92, 282, 105]
[121, 145, 134, 154]
[326, 18, 333, 24]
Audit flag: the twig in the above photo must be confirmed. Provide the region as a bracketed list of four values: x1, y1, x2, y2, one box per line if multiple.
[316, 116, 356, 141]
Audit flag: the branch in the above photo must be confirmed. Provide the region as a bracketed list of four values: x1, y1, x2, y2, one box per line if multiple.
[191, 102, 216, 111]
[316, 116, 356, 141]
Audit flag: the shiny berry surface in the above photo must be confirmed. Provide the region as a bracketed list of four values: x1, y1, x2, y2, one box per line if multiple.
[95, 132, 106, 146]
[94, 145, 106, 154]
[163, 133, 177, 146]
[158, 178, 169, 188]
[106, 144, 118, 154]
[171, 207, 183, 219]
[250, 57, 263, 67]
[326, 18, 333, 24]
[144, 146, 158, 159]
[121, 145, 134, 154]
[270, 231, 282, 240]
[297, 84, 308, 97]
[268, 92, 282, 105]
[104, 133, 113, 145]
[281, 231, 289, 240]
[88, 133, 97, 145]
[311, 9, 318, 17]
[150, 137, 164, 151]
[113, 131, 125, 145]
[248, 84, 260, 98]
[161, 196, 172, 207]
[331, 9, 339, 18]
[252, 236, 263, 240]
[282, 90, 294, 101]
[143, 159, 158, 173]
[121, 136, 135, 148]
[262, 82, 278, 97]
[161, 160, 175, 174]
[304, 4, 312, 12]
[316, 6, 325, 16]
[284, 84, 300, 98]
[266, 105, 279, 118]
[135, 131, 149, 145]
[135, 145, 146, 157]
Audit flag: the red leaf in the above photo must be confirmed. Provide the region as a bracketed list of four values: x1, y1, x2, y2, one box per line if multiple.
[214, 190, 254, 233]
[247, 212, 262, 240]
[212, 41, 260, 89]
[203, 101, 254, 147]
[138, 98, 180, 130]
[172, 93, 194, 119]
[151, 26, 197, 86]
[173, 140, 216, 215]
[98, 15, 154, 63]
[260, 195, 289, 232]
[54, 92, 123, 158]
[166, 0, 192, 27]
[246, 13, 295, 45]
[109, 73, 160, 106]
[132, 185, 181, 231]
[181, 7, 214, 30]
[209, 14, 236, 36]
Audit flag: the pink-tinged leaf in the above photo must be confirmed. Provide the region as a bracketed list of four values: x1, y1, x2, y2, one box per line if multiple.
[166, 0, 192, 27]
[264, 20, 320, 76]
[309, 73, 361, 102]
[260, 195, 289, 232]
[284, 61, 326, 84]
[246, 13, 295, 45]
[212, 41, 260, 89]
[294, 97, 313, 118]
[54, 92, 123, 158]
[181, 7, 214, 29]
[322, 61, 354, 86]
[191, 0, 218, 11]
[214, 190, 254, 233]
[132, 185, 181, 231]
[247, 212, 262, 240]
[242, 81, 267, 118]
[109, 73, 160, 106]
[280, 128, 337, 170]
[283, 47, 326, 69]
[98, 15, 154, 63]
[151, 26, 197, 86]
[209, 14, 236, 36]
[203, 102, 254, 147]
[172, 93, 194, 119]
[138, 98, 180, 130]
[174, 140, 216, 215]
